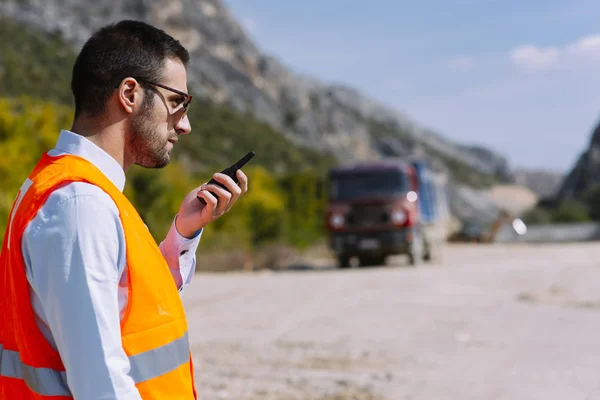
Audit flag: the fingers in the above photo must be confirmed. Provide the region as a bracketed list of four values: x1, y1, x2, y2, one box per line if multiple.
[236, 169, 248, 193]
[210, 173, 244, 211]
[200, 185, 231, 214]
[196, 189, 217, 212]
[212, 173, 243, 197]
[198, 170, 248, 216]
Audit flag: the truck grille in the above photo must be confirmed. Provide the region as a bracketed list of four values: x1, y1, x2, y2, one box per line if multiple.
[346, 206, 389, 227]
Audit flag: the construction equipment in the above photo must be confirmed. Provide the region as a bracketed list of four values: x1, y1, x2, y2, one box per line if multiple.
[448, 210, 527, 243]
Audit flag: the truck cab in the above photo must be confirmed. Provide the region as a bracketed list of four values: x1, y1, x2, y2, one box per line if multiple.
[325, 159, 447, 268]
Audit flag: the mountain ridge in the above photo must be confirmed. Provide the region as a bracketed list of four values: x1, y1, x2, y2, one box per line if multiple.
[0, 0, 513, 185]
[555, 118, 600, 202]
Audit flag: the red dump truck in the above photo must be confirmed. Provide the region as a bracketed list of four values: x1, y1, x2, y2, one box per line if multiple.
[324, 158, 449, 268]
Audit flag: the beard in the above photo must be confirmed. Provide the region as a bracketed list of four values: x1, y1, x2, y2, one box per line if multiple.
[128, 101, 172, 169]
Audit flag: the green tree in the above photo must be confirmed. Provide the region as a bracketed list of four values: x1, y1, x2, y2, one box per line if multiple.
[0, 97, 73, 240]
[582, 185, 600, 221]
[521, 207, 552, 225]
[550, 200, 590, 224]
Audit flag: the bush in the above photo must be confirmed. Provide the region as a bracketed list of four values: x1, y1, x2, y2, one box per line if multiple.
[0, 97, 73, 234]
[582, 185, 600, 221]
[549, 200, 590, 223]
[523, 200, 591, 225]
[522, 207, 552, 225]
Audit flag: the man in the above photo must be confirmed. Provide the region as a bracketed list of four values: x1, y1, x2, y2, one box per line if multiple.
[0, 20, 247, 399]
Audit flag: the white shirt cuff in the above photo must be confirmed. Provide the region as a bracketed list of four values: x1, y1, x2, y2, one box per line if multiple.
[159, 216, 202, 290]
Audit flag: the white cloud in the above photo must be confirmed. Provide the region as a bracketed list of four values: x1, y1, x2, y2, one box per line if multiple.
[509, 44, 559, 72]
[509, 33, 600, 73]
[566, 34, 600, 59]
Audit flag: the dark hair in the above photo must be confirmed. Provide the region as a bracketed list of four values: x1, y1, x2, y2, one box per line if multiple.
[71, 20, 190, 118]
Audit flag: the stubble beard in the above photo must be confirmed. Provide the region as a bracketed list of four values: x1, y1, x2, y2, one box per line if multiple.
[128, 101, 171, 169]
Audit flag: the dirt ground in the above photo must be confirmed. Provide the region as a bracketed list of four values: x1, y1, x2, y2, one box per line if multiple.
[184, 242, 600, 400]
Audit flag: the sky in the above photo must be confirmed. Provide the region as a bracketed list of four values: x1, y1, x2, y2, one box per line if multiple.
[222, 0, 600, 173]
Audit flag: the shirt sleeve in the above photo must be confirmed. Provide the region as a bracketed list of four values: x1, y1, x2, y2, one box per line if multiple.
[21, 187, 142, 400]
[158, 216, 202, 295]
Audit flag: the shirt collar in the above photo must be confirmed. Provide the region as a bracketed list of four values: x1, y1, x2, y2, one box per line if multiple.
[48, 130, 126, 192]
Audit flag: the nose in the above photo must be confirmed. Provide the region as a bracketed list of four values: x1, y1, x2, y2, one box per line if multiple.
[175, 114, 192, 136]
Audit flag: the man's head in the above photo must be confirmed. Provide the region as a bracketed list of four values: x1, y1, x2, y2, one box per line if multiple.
[71, 20, 192, 168]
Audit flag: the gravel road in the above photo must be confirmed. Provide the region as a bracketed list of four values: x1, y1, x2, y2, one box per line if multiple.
[184, 243, 600, 400]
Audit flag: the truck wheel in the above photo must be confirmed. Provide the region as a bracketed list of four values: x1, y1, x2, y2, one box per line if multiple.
[359, 255, 386, 267]
[337, 255, 351, 268]
[408, 252, 420, 266]
[423, 240, 431, 262]
[424, 240, 443, 263]
[423, 239, 434, 262]
[408, 236, 424, 266]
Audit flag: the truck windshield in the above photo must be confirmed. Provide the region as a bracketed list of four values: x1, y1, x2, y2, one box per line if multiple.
[329, 171, 407, 202]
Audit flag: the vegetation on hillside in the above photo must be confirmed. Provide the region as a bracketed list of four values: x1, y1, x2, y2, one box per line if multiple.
[369, 120, 496, 188]
[0, 95, 331, 260]
[0, 15, 507, 268]
[0, 98, 74, 232]
[0, 16, 76, 105]
[0, 18, 333, 267]
[521, 185, 600, 225]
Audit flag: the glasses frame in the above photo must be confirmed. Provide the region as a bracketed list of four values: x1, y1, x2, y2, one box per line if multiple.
[114, 78, 193, 114]
[141, 80, 193, 114]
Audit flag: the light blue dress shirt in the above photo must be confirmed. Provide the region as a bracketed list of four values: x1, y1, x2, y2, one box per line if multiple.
[18, 130, 202, 399]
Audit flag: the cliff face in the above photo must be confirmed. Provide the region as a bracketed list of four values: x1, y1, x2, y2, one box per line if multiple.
[513, 170, 564, 199]
[0, 0, 512, 182]
[555, 120, 600, 201]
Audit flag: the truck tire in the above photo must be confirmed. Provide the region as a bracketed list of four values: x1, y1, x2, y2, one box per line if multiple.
[337, 254, 351, 268]
[423, 239, 434, 262]
[359, 255, 386, 267]
[424, 239, 443, 263]
[408, 234, 424, 266]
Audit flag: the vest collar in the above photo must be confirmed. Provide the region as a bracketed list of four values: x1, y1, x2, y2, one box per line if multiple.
[49, 129, 126, 192]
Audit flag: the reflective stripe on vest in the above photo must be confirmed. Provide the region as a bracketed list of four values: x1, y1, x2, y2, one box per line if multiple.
[0, 344, 70, 396]
[128, 331, 191, 383]
[0, 331, 191, 396]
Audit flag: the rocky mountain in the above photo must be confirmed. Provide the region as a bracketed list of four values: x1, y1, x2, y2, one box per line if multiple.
[555, 119, 600, 201]
[0, 0, 512, 185]
[513, 169, 564, 199]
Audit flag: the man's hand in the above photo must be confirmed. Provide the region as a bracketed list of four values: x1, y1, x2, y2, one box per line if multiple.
[175, 169, 249, 238]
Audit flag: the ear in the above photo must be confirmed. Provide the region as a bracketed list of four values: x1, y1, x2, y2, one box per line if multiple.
[116, 78, 143, 115]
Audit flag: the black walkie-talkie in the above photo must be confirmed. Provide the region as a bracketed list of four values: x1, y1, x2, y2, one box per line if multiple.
[198, 151, 256, 205]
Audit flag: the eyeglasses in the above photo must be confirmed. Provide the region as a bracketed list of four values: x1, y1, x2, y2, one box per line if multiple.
[141, 80, 193, 114]
[114, 78, 193, 114]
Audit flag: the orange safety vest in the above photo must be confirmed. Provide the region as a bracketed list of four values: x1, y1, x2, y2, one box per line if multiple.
[0, 153, 197, 399]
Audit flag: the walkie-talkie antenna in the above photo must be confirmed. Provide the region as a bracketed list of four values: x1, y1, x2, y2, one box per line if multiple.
[234, 151, 255, 170]
[197, 151, 256, 205]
